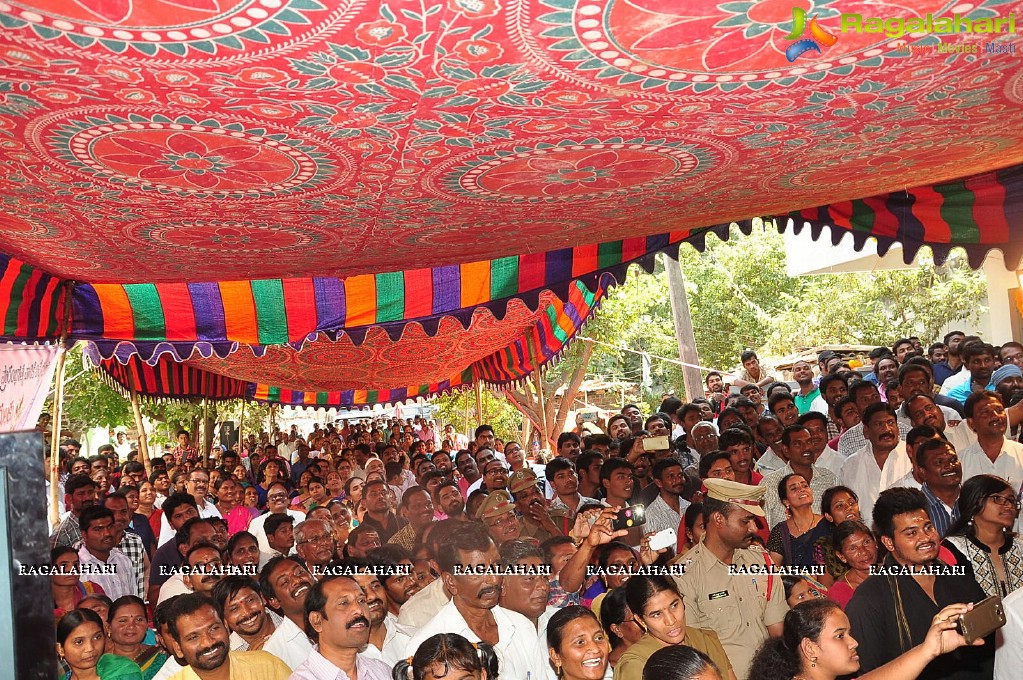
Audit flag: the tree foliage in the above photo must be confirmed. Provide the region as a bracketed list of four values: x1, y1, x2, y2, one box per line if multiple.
[48, 345, 133, 433]
[566, 224, 987, 408]
[432, 388, 523, 444]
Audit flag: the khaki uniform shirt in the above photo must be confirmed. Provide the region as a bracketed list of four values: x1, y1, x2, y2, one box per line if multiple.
[674, 542, 788, 680]
[613, 630, 731, 680]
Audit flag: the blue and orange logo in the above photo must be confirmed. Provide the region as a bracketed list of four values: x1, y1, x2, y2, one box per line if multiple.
[784, 7, 838, 61]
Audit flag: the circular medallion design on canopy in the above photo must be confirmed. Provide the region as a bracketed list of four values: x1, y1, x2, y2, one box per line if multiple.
[0, 213, 71, 241]
[0, 0, 351, 57]
[126, 219, 327, 253]
[30, 112, 346, 199]
[434, 138, 717, 202]
[521, 0, 963, 94]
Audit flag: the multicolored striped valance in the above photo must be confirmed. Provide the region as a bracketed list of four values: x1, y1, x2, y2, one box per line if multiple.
[248, 368, 476, 408]
[93, 280, 607, 407]
[788, 163, 1023, 269]
[0, 252, 65, 342]
[74, 231, 686, 359]
[99, 355, 248, 402]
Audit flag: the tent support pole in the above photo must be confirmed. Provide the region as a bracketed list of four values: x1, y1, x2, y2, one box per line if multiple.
[533, 370, 549, 453]
[48, 290, 73, 529]
[238, 400, 245, 457]
[475, 381, 484, 426]
[130, 383, 152, 480]
[48, 344, 70, 529]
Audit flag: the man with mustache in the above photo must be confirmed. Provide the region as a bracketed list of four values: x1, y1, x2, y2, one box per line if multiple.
[432, 479, 469, 522]
[674, 478, 787, 680]
[77, 505, 137, 600]
[386, 486, 435, 552]
[404, 522, 548, 679]
[840, 403, 912, 523]
[182, 543, 226, 597]
[340, 559, 403, 664]
[292, 575, 392, 680]
[509, 469, 564, 542]
[212, 575, 312, 670]
[260, 555, 315, 631]
[904, 392, 976, 456]
[946, 342, 998, 406]
[368, 545, 420, 616]
[294, 519, 337, 577]
[846, 487, 992, 679]
[960, 390, 1023, 491]
[163, 592, 291, 680]
[477, 490, 523, 545]
[760, 424, 838, 527]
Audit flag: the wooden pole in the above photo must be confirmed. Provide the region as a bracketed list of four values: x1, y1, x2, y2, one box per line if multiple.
[48, 288, 73, 529]
[129, 383, 152, 479]
[238, 399, 245, 456]
[474, 381, 484, 425]
[533, 370, 550, 452]
[48, 344, 71, 529]
[663, 252, 705, 402]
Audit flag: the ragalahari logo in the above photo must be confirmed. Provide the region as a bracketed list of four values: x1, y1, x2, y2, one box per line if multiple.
[784, 7, 839, 62]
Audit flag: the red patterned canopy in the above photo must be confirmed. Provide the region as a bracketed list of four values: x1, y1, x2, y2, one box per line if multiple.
[1, 0, 1022, 403]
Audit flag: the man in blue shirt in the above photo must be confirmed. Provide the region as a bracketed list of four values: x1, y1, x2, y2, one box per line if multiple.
[946, 342, 996, 406]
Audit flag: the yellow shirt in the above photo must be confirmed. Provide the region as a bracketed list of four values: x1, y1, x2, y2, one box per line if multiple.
[168, 650, 291, 680]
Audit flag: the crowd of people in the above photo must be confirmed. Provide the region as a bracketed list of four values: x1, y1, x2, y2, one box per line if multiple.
[45, 331, 1023, 680]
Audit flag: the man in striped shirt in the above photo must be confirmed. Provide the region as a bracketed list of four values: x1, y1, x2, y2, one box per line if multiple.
[915, 438, 962, 537]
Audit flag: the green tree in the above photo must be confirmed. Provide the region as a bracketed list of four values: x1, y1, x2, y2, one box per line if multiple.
[765, 248, 986, 353]
[432, 388, 523, 443]
[549, 223, 988, 405]
[47, 344, 133, 434]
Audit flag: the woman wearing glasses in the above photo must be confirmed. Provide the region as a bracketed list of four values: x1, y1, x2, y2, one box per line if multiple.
[942, 474, 1023, 597]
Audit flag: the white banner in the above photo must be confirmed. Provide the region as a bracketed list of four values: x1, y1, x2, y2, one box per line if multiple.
[0, 345, 60, 432]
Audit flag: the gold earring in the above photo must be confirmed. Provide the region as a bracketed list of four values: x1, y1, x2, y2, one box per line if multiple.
[811, 657, 817, 667]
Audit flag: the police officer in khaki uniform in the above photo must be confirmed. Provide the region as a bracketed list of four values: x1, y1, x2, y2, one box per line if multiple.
[673, 478, 788, 680]
[508, 469, 566, 542]
[475, 489, 525, 545]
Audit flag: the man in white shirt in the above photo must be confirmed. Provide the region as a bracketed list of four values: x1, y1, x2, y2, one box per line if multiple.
[291, 576, 393, 680]
[800, 412, 843, 477]
[839, 382, 911, 458]
[903, 393, 976, 454]
[404, 523, 548, 679]
[157, 468, 222, 546]
[213, 576, 311, 670]
[840, 403, 912, 524]
[995, 584, 1023, 679]
[249, 482, 306, 554]
[345, 563, 404, 665]
[77, 506, 137, 600]
[959, 390, 1023, 489]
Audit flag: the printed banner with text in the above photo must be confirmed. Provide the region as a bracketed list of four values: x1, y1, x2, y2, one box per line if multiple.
[0, 345, 59, 433]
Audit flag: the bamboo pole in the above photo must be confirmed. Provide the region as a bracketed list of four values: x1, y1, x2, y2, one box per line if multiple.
[663, 253, 705, 402]
[474, 381, 484, 424]
[129, 383, 152, 479]
[533, 370, 550, 452]
[238, 399, 245, 456]
[48, 288, 73, 529]
[48, 345, 70, 529]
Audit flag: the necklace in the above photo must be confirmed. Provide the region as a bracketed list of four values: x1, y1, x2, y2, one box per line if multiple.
[791, 513, 819, 536]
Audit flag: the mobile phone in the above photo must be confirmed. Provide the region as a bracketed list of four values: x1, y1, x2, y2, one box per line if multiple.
[579, 410, 599, 422]
[957, 595, 1006, 644]
[643, 436, 670, 452]
[648, 528, 676, 551]
[612, 505, 646, 531]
